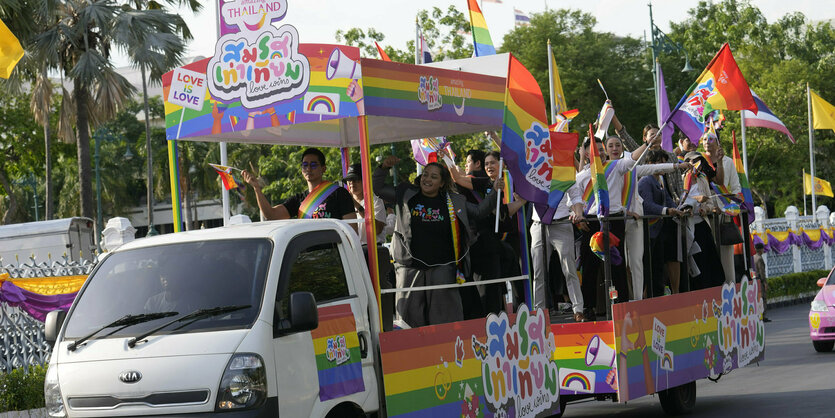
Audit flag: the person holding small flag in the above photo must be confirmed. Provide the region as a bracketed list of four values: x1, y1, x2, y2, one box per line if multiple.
[242, 148, 355, 222]
[576, 134, 658, 317]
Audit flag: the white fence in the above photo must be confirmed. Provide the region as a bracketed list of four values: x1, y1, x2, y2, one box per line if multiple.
[753, 205, 834, 278]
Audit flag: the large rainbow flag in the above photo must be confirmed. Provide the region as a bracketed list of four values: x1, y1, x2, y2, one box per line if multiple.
[731, 131, 756, 223]
[311, 304, 365, 401]
[587, 124, 609, 218]
[500, 54, 565, 208]
[466, 0, 496, 57]
[668, 43, 757, 126]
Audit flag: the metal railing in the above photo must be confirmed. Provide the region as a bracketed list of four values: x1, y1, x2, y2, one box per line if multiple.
[0, 255, 96, 373]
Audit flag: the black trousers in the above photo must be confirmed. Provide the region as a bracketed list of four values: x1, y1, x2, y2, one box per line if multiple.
[580, 218, 628, 312]
[691, 220, 725, 290]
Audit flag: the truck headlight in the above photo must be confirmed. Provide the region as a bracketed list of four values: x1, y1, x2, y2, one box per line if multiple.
[216, 353, 266, 410]
[44, 364, 66, 417]
[811, 300, 829, 312]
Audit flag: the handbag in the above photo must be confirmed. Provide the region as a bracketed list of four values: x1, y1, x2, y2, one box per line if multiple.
[719, 221, 743, 245]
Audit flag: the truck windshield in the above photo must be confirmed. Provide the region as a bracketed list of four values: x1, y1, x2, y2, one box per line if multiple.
[63, 239, 272, 340]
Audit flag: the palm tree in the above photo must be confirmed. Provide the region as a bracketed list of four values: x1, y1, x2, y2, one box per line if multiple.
[26, 0, 187, 221]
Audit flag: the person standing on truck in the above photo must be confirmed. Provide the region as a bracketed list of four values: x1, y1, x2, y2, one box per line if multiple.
[242, 148, 356, 222]
[372, 156, 498, 328]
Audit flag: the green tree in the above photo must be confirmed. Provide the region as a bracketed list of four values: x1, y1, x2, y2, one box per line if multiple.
[22, 0, 188, 222]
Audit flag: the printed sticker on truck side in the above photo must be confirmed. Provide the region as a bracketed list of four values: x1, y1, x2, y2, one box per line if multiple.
[311, 303, 366, 401]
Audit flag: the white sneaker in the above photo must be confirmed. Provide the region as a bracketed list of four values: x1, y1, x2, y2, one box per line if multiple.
[392, 319, 411, 330]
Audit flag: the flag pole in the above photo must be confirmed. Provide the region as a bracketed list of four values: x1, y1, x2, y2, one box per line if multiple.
[803, 169, 808, 216]
[547, 40, 557, 125]
[741, 110, 749, 175]
[808, 83, 817, 219]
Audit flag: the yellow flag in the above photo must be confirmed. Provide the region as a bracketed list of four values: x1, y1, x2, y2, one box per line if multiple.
[810, 90, 835, 133]
[548, 41, 567, 117]
[803, 172, 834, 197]
[0, 18, 23, 79]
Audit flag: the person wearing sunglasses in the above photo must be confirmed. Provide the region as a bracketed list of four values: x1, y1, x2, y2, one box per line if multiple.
[242, 148, 355, 222]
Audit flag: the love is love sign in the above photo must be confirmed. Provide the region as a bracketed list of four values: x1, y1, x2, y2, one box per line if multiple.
[168, 68, 207, 111]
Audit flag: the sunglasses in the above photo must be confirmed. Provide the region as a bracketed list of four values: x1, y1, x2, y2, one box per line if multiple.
[301, 161, 320, 170]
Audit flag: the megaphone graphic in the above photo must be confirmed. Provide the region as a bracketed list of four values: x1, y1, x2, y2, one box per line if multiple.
[585, 334, 616, 368]
[327, 48, 362, 80]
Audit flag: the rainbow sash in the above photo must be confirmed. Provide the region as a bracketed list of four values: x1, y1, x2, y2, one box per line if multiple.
[582, 160, 618, 209]
[298, 181, 340, 219]
[446, 194, 466, 284]
[622, 168, 637, 210]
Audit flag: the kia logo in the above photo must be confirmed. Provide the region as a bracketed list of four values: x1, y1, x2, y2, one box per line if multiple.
[119, 371, 142, 384]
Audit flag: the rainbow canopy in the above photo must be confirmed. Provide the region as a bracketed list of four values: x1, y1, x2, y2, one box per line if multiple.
[163, 46, 512, 147]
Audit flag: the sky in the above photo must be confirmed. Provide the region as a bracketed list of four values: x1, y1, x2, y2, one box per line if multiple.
[139, 0, 831, 66]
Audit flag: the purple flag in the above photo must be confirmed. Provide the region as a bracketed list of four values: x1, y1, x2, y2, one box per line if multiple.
[657, 62, 674, 151]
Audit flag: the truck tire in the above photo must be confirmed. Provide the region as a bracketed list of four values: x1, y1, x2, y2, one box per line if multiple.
[325, 402, 365, 418]
[658, 381, 696, 415]
[813, 340, 834, 352]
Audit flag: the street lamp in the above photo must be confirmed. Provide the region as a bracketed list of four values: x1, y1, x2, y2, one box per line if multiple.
[13, 173, 39, 221]
[648, 2, 694, 126]
[94, 128, 132, 250]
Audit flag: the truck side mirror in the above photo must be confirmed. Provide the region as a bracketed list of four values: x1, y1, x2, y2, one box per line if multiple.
[284, 292, 318, 334]
[45, 310, 67, 345]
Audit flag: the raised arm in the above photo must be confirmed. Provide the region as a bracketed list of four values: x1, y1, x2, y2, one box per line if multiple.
[242, 169, 291, 220]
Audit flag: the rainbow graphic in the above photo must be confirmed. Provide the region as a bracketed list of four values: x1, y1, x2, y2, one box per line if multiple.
[466, 0, 496, 56]
[552, 321, 617, 395]
[304, 92, 340, 115]
[661, 351, 675, 371]
[561, 372, 592, 392]
[311, 303, 365, 401]
[286, 110, 295, 124]
[270, 50, 283, 60]
[229, 115, 239, 127]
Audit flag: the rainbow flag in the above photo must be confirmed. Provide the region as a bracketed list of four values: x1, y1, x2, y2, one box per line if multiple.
[229, 115, 239, 128]
[209, 163, 242, 191]
[500, 54, 564, 207]
[550, 131, 578, 199]
[732, 131, 756, 223]
[669, 43, 757, 127]
[466, 0, 496, 56]
[310, 304, 365, 401]
[551, 321, 618, 396]
[588, 124, 609, 218]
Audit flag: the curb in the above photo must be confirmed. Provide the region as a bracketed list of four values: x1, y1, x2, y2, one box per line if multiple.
[0, 408, 47, 418]
[766, 291, 817, 309]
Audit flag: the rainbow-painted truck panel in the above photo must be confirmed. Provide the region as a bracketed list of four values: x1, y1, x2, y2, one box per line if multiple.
[548, 281, 765, 402]
[379, 305, 561, 418]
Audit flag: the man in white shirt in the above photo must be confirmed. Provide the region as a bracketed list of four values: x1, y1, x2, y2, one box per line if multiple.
[344, 163, 387, 245]
[530, 184, 587, 322]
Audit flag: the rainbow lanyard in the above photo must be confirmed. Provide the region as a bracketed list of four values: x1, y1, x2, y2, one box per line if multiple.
[446, 194, 466, 284]
[582, 160, 618, 205]
[298, 181, 340, 219]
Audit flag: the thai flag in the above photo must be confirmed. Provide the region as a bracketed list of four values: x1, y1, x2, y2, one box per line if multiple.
[420, 33, 433, 64]
[514, 9, 530, 27]
[742, 89, 795, 143]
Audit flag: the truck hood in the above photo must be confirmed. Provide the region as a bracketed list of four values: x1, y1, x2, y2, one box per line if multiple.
[54, 330, 249, 416]
[55, 328, 248, 364]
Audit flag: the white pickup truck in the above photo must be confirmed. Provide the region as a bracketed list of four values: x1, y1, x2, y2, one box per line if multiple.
[44, 219, 385, 417]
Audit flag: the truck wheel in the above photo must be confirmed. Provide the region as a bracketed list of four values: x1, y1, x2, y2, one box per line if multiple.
[658, 381, 696, 415]
[813, 340, 835, 352]
[325, 402, 364, 418]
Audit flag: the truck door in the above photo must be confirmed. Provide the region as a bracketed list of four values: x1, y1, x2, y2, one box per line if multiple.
[273, 230, 376, 417]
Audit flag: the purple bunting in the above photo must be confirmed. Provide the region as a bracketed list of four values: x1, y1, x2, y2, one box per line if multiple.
[0, 281, 77, 322]
[801, 231, 826, 250]
[765, 231, 798, 255]
[752, 234, 765, 251]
